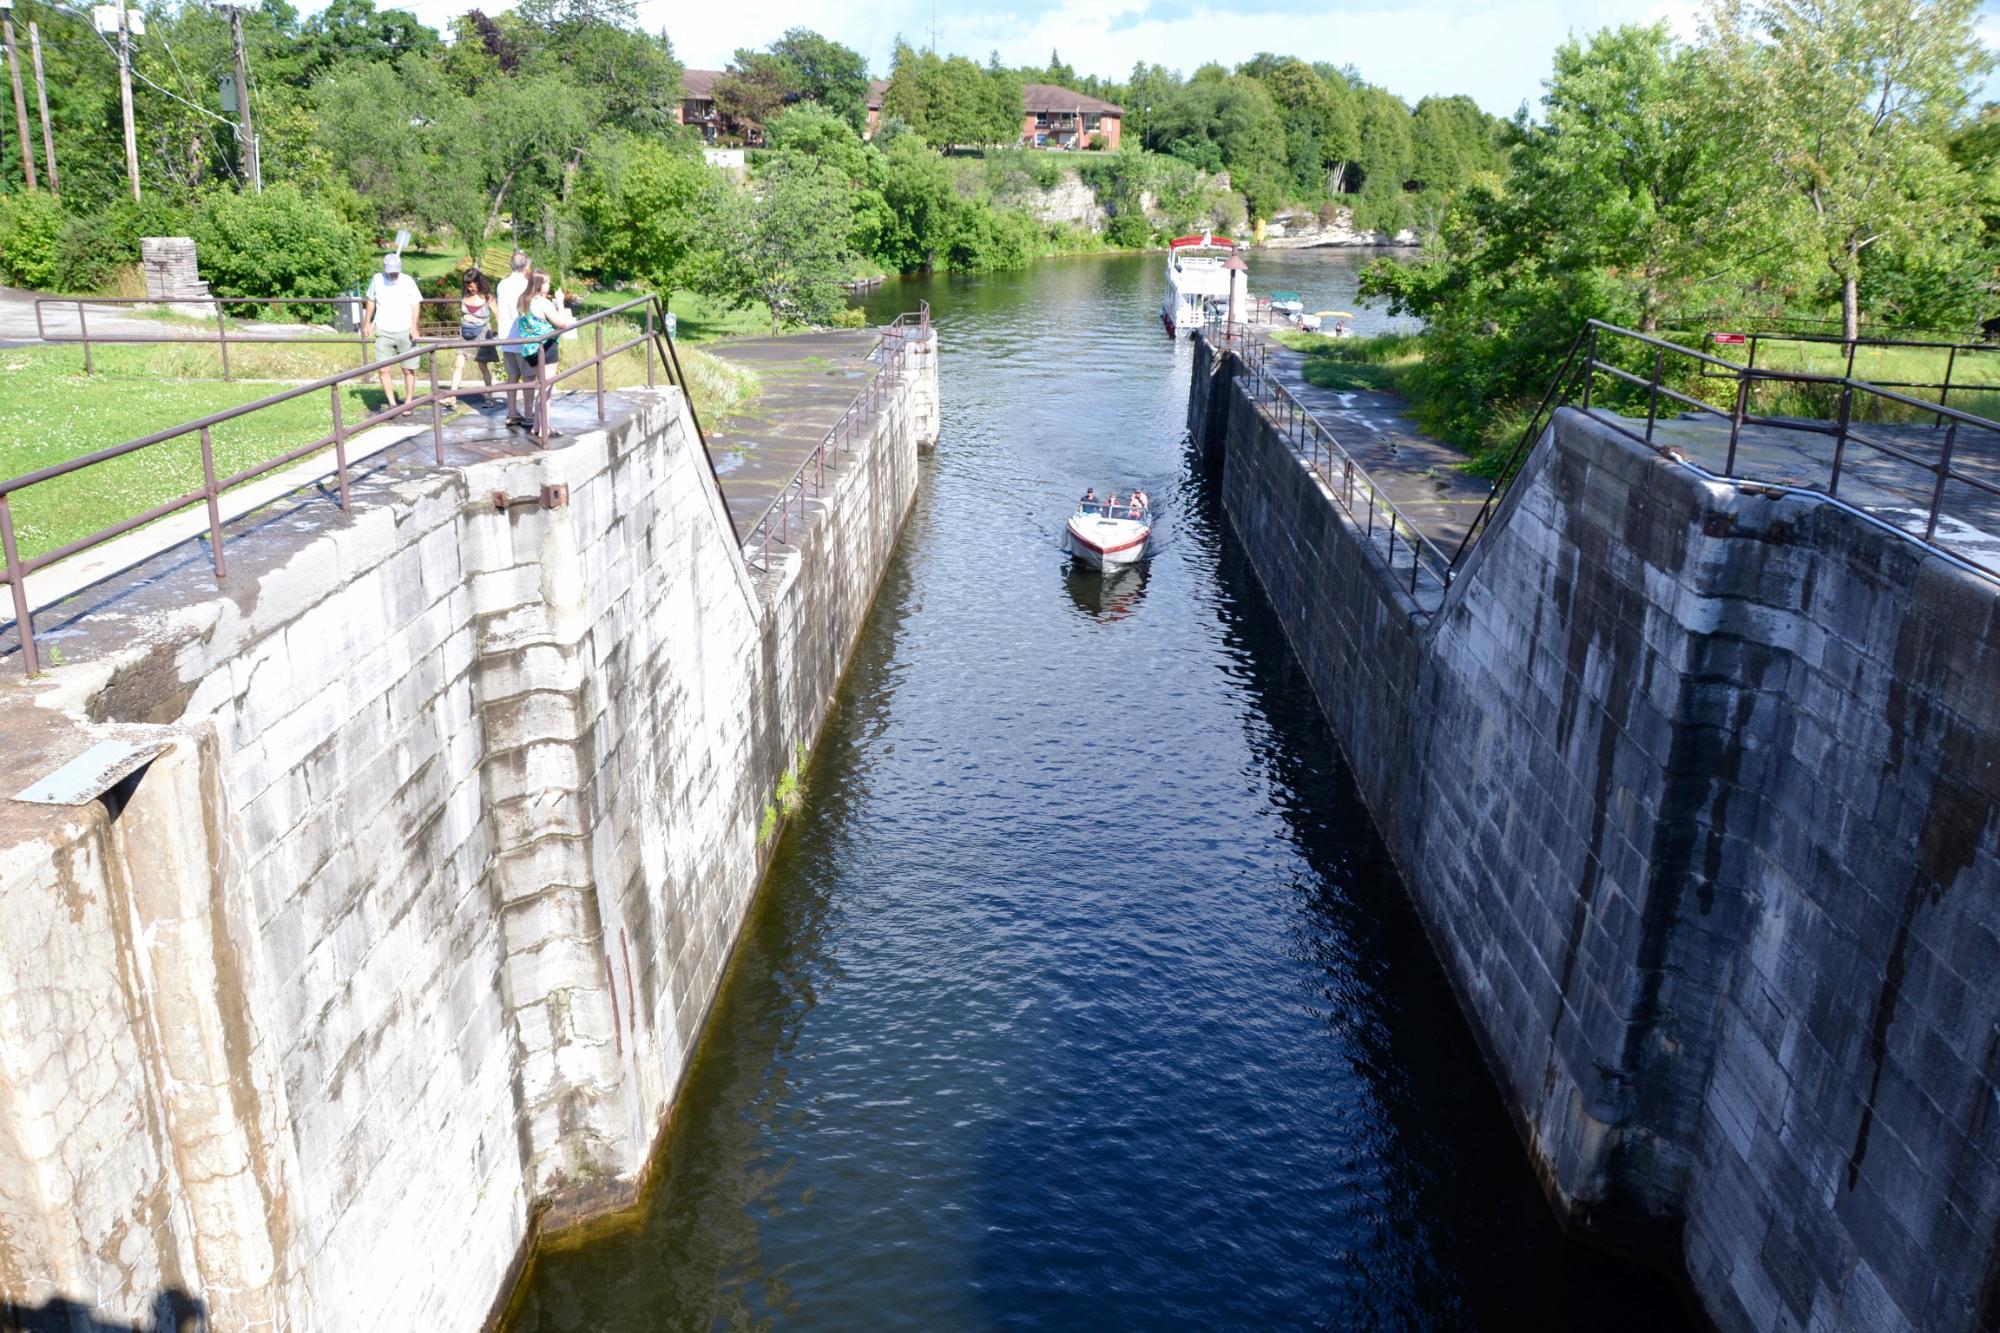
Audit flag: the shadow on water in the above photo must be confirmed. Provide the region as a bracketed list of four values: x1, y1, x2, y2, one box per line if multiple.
[1060, 561, 1149, 624]
[0, 1291, 206, 1333]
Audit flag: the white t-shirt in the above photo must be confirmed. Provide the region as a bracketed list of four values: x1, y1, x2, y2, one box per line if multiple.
[365, 272, 422, 334]
[496, 272, 529, 337]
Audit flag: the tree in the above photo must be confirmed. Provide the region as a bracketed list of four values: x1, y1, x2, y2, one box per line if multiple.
[713, 50, 801, 133]
[1153, 68, 1286, 216]
[770, 28, 871, 130]
[301, 0, 438, 79]
[885, 42, 1020, 148]
[874, 133, 959, 270]
[1709, 0, 1992, 339]
[711, 153, 858, 331]
[575, 135, 727, 296]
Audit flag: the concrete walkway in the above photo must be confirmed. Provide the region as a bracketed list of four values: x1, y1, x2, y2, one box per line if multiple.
[1252, 336, 1492, 559]
[702, 330, 886, 536]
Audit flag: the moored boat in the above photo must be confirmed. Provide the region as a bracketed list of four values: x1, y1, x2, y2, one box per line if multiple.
[1162, 234, 1247, 337]
[1065, 493, 1153, 569]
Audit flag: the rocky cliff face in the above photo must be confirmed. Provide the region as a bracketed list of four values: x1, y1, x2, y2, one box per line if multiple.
[1262, 207, 1418, 248]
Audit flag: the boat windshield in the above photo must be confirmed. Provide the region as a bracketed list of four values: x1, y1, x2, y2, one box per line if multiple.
[1076, 501, 1151, 521]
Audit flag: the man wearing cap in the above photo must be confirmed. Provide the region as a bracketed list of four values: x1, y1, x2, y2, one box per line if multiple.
[363, 252, 425, 414]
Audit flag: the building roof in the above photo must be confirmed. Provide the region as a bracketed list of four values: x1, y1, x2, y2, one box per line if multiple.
[681, 69, 724, 100]
[1021, 83, 1123, 116]
[867, 78, 889, 111]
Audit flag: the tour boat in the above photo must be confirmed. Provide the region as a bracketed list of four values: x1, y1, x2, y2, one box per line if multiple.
[1065, 496, 1152, 569]
[1162, 233, 1247, 337]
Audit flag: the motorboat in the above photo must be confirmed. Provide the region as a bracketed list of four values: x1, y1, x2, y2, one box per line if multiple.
[1162, 234, 1247, 336]
[1295, 312, 1321, 332]
[1065, 494, 1153, 569]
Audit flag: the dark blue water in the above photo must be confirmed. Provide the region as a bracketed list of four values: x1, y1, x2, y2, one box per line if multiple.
[505, 252, 1689, 1331]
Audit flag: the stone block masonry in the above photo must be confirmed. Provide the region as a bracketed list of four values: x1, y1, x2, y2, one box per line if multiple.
[1188, 336, 2000, 1333]
[0, 333, 938, 1330]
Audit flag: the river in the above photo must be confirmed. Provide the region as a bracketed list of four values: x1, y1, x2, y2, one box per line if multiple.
[503, 251, 1689, 1331]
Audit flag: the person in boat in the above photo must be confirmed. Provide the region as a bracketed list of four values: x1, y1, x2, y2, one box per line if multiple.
[1080, 486, 1098, 513]
[1105, 490, 1121, 516]
[1131, 489, 1150, 513]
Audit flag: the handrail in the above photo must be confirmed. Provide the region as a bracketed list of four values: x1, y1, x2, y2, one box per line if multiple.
[1451, 318, 2000, 586]
[739, 313, 932, 572]
[33, 293, 479, 379]
[1212, 326, 1455, 610]
[3, 292, 716, 676]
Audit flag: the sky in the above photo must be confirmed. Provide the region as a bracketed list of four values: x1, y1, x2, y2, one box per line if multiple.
[384, 0, 2000, 120]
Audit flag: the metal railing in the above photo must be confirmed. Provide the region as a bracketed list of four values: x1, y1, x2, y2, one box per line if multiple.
[741, 303, 931, 572]
[1209, 323, 1455, 608]
[1455, 319, 2000, 585]
[33, 293, 481, 379]
[3, 293, 720, 676]
[1687, 328, 2000, 426]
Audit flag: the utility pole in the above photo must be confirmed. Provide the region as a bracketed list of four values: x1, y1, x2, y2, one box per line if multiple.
[95, 3, 141, 200]
[28, 21, 53, 195]
[226, 5, 258, 191]
[0, 3, 36, 190]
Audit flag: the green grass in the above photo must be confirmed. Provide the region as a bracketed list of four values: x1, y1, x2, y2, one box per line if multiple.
[0, 344, 387, 562]
[1, 328, 759, 564]
[1271, 330, 1426, 394]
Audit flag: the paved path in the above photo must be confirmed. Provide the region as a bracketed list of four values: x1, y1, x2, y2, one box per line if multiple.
[1252, 335, 1491, 559]
[701, 329, 886, 537]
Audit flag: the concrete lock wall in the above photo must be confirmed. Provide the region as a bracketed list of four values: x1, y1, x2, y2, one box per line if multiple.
[0, 338, 937, 1330]
[1189, 340, 2000, 1333]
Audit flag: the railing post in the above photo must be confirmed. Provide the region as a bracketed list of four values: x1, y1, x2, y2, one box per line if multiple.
[1726, 373, 1748, 476]
[215, 297, 232, 382]
[428, 352, 445, 465]
[330, 384, 351, 513]
[1644, 348, 1663, 444]
[0, 495, 37, 676]
[1938, 345, 1957, 426]
[77, 300, 92, 377]
[1581, 326, 1597, 412]
[198, 425, 226, 579]
[644, 305, 655, 389]
[1828, 383, 1853, 497]
[1924, 421, 1958, 543]
[594, 320, 605, 420]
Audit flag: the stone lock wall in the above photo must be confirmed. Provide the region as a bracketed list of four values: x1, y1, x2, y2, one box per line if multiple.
[0, 335, 937, 1330]
[1189, 338, 2000, 1333]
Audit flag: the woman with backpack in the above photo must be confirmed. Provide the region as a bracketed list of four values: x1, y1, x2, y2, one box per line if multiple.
[509, 270, 578, 437]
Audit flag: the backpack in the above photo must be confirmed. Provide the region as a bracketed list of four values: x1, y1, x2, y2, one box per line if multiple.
[511, 305, 552, 350]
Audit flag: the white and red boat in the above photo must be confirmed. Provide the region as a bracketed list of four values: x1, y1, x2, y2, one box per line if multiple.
[1065, 496, 1152, 569]
[1162, 233, 1247, 336]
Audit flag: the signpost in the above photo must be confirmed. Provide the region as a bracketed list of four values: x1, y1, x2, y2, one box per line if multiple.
[1711, 333, 1747, 346]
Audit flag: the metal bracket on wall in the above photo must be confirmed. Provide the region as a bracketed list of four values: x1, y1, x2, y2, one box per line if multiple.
[490, 486, 570, 513]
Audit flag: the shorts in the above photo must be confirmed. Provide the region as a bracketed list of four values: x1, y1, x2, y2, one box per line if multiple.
[373, 328, 424, 367]
[503, 350, 530, 379]
[460, 321, 499, 363]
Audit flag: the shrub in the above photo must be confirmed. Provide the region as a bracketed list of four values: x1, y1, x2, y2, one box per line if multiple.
[0, 192, 66, 289]
[191, 184, 368, 319]
[52, 200, 192, 293]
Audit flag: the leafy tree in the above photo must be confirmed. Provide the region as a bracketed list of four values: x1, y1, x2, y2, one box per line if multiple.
[885, 43, 1020, 148]
[1709, 0, 1992, 338]
[301, 0, 438, 79]
[770, 28, 871, 130]
[710, 153, 858, 331]
[714, 50, 802, 133]
[874, 133, 959, 270]
[574, 135, 727, 296]
[1153, 68, 1286, 216]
